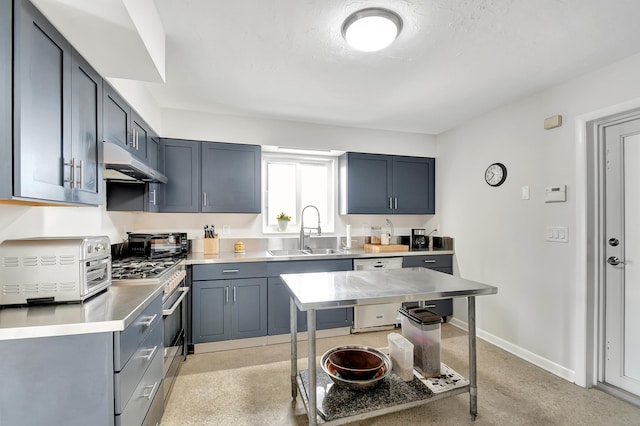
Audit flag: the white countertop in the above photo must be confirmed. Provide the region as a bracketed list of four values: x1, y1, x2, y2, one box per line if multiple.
[0, 283, 164, 341]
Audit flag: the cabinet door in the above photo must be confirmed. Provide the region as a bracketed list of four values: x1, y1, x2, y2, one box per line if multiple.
[14, 0, 72, 202]
[158, 139, 200, 212]
[192, 280, 231, 343]
[131, 111, 148, 161]
[71, 50, 102, 205]
[393, 156, 435, 214]
[103, 83, 131, 150]
[339, 152, 393, 214]
[0, 0, 11, 198]
[201, 142, 261, 213]
[267, 277, 307, 335]
[231, 278, 267, 339]
[145, 135, 161, 212]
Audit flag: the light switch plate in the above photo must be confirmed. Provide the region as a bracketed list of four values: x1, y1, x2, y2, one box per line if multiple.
[546, 226, 568, 242]
[521, 186, 530, 200]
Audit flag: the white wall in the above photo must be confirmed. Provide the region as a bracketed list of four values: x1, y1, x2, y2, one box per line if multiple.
[437, 52, 640, 382]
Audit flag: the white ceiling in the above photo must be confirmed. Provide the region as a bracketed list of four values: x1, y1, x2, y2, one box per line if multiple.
[34, 0, 640, 134]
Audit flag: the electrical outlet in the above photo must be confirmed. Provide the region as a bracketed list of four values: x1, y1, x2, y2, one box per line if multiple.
[222, 225, 231, 235]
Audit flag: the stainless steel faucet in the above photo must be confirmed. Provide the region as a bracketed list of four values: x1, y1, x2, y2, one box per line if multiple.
[299, 205, 321, 249]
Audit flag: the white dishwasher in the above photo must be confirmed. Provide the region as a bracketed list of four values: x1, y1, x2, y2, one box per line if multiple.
[352, 257, 404, 332]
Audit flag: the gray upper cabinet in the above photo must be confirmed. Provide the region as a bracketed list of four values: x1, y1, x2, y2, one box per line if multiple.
[158, 138, 261, 213]
[158, 139, 201, 212]
[201, 142, 261, 213]
[0, 0, 102, 205]
[339, 152, 435, 215]
[70, 50, 103, 205]
[103, 83, 130, 150]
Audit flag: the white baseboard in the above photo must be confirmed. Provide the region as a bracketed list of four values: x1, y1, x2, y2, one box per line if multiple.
[448, 317, 576, 383]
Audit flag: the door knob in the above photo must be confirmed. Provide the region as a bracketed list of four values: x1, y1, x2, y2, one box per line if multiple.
[607, 256, 624, 266]
[608, 238, 619, 247]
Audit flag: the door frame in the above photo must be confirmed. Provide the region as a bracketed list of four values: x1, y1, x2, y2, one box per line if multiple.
[577, 98, 640, 405]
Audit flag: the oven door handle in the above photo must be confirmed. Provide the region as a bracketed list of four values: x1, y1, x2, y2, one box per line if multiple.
[163, 287, 189, 316]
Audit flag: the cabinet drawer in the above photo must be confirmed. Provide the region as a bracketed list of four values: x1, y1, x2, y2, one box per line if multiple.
[192, 262, 266, 280]
[115, 348, 163, 426]
[114, 296, 162, 371]
[114, 320, 162, 414]
[267, 259, 352, 276]
[402, 255, 452, 269]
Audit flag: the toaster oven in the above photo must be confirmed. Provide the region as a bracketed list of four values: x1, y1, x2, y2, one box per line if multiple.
[0, 236, 111, 306]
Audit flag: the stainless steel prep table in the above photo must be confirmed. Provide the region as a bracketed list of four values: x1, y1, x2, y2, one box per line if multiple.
[281, 267, 498, 425]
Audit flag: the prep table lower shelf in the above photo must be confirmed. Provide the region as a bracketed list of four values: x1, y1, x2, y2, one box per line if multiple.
[296, 365, 470, 424]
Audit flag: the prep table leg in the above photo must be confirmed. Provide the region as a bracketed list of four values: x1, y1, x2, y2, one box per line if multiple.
[468, 296, 477, 420]
[290, 297, 298, 400]
[307, 309, 317, 426]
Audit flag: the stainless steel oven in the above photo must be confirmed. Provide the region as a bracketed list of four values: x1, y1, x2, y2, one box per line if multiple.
[161, 267, 188, 404]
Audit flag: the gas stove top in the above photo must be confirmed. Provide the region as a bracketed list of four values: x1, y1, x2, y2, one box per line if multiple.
[111, 256, 184, 281]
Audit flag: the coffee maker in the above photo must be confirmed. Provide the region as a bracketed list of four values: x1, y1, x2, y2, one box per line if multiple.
[411, 229, 428, 251]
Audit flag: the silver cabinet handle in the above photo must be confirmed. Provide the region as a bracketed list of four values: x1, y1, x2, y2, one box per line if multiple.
[139, 345, 158, 362]
[389, 198, 392, 209]
[64, 158, 76, 187]
[225, 286, 229, 303]
[425, 304, 436, 308]
[423, 260, 436, 263]
[139, 314, 158, 328]
[140, 381, 158, 400]
[76, 160, 84, 188]
[394, 197, 398, 209]
[607, 256, 624, 266]
[222, 269, 239, 274]
[150, 188, 156, 205]
[203, 192, 207, 207]
[233, 286, 237, 302]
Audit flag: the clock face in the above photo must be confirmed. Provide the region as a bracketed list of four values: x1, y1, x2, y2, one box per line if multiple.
[485, 163, 507, 187]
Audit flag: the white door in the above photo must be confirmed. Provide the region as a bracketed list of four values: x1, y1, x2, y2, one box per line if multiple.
[603, 117, 640, 396]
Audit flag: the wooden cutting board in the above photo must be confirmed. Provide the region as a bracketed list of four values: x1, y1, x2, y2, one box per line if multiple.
[363, 244, 409, 253]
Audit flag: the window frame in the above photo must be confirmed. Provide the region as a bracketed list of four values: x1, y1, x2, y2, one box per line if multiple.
[262, 152, 337, 234]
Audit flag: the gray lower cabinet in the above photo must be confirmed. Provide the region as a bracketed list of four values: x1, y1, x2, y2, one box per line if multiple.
[0, 332, 115, 426]
[0, 295, 164, 426]
[403, 254, 453, 320]
[114, 296, 164, 426]
[267, 259, 353, 335]
[192, 263, 268, 343]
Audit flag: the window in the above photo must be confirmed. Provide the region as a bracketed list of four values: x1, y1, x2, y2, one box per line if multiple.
[263, 152, 336, 233]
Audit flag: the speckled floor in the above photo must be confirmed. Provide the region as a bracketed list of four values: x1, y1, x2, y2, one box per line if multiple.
[161, 324, 640, 425]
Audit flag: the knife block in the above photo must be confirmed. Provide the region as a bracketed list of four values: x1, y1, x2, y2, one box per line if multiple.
[204, 237, 219, 254]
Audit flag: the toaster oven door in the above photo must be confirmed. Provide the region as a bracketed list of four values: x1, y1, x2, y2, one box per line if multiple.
[82, 257, 111, 297]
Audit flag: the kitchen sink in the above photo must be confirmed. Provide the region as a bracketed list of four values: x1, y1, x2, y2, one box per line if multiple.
[305, 248, 344, 255]
[267, 249, 309, 256]
[267, 248, 344, 256]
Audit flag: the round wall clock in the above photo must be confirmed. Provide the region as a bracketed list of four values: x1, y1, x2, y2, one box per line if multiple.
[485, 162, 507, 187]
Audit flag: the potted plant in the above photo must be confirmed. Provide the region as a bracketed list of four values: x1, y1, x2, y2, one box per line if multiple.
[276, 212, 291, 231]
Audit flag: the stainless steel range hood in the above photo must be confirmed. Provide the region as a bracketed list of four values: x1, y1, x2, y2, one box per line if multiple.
[102, 141, 168, 184]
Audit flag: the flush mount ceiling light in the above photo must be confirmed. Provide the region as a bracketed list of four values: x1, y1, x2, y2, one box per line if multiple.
[341, 7, 403, 52]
